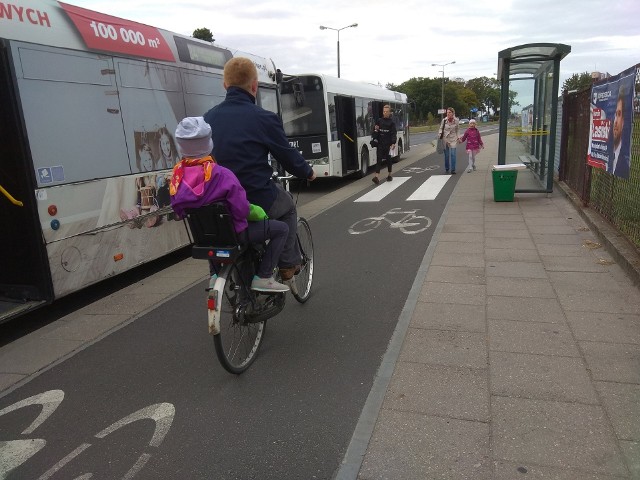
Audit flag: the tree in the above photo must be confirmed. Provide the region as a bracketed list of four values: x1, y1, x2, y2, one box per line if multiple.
[562, 72, 593, 92]
[192, 27, 214, 42]
[465, 76, 500, 116]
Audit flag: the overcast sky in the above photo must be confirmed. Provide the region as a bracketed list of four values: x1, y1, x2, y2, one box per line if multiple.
[81, 0, 638, 87]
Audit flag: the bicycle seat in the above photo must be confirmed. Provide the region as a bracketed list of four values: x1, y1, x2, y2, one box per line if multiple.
[185, 202, 247, 263]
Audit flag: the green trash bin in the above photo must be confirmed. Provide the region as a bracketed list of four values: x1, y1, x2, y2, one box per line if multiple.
[492, 170, 518, 202]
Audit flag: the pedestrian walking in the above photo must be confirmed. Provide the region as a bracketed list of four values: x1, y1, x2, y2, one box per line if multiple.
[458, 118, 484, 172]
[370, 104, 397, 184]
[438, 107, 460, 174]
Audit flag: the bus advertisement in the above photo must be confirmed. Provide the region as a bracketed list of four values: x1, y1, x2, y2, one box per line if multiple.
[279, 73, 409, 178]
[0, 1, 281, 322]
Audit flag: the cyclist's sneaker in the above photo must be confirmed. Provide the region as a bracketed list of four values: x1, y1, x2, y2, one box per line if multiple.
[279, 265, 301, 281]
[251, 276, 290, 293]
[283, 277, 299, 295]
[387, 175, 393, 181]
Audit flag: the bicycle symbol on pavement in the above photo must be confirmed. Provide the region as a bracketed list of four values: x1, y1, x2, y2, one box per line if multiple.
[0, 389, 175, 479]
[401, 165, 440, 174]
[349, 208, 432, 235]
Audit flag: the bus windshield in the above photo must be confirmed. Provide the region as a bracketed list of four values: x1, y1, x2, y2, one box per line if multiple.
[280, 75, 327, 137]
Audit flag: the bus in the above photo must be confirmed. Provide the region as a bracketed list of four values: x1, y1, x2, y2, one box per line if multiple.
[0, 1, 282, 323]
[279, 73, 409, 178]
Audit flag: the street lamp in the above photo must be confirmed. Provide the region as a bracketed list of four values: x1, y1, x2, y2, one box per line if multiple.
[431, 61, 455, 118]
[319, 23, 358, 78]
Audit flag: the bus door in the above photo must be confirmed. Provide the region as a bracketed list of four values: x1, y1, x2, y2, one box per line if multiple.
[0, 40, 52, 323]
[335, 96, 359, 173]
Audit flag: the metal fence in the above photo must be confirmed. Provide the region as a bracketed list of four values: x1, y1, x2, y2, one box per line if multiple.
[559, 68, 640, 249]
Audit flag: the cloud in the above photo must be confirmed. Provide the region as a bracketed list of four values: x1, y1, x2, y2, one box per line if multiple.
[79, 0, 639, 86]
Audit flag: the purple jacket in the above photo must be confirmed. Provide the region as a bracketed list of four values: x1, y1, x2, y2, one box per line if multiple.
[460, 127, 484, 150]
[170, 162, 249, 233]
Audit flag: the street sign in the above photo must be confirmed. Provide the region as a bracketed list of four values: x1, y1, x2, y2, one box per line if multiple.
[437, 108, 446, 114]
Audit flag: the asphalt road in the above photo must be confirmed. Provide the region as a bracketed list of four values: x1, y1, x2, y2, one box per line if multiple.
[0, 147, 463, 479]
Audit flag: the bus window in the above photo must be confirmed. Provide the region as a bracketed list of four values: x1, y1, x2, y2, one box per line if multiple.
[280, 75, 327, 137]
[258, 87, 278, 115]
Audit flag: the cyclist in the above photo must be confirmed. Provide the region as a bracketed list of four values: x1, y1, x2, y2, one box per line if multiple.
[170, 116, 289, 293]
[203, 57, 316, 287]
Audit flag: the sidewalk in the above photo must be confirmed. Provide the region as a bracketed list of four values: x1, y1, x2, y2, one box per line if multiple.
[339, 134, 640, 479]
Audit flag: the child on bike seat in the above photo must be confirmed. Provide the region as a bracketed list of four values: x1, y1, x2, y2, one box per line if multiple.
[170, 116, 289, 293]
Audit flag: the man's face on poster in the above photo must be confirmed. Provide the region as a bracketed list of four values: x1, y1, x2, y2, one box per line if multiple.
[613, 98, 624, 149]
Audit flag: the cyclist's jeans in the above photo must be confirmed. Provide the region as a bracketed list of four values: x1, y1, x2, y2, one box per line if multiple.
[444, 145, 457, 172]
[207, 219, 289, 278]
[247, 219, 288, 278]
[267, 183, 300, 269]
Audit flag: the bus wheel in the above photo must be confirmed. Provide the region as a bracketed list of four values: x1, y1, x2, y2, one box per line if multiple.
[356, 147, 369, 178]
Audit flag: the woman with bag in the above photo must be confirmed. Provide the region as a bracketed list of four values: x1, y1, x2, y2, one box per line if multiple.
[438, 107, 460, 174]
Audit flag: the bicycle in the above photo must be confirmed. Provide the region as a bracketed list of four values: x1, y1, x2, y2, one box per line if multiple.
[184, 175, 314, 374]
[348, 207, 432, 235]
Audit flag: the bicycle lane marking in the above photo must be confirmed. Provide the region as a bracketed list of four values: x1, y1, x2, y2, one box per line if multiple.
[353, 177, 409, 202]
[0, 388, 175, 479]
[406, 175, 452, 201]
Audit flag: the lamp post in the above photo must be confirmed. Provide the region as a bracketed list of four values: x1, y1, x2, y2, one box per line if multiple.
[319, 23, 358, 78]
[431, 61, 455, 118]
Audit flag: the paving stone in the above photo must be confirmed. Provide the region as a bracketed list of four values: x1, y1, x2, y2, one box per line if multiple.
[493, 460, 628, 479]
[580, 341, 640, 384]
[399, 328, 487, 368]
[384, 361, 489, 422]
[620, 440, 640, 478]
[595, 382, 640, 441]
[485, 237, 536, 250]
[430, 252, 485, 268]
[419, 282, 486, 305]
[488, 319, 580, 356]
[435, 241, 484, 254]
[485, 248, 541, 262]
[492, 396, 627, 476]
[359, 409, 491, 480]
[487, 277, 556, 298]
[487, 296, 566, 323]
[566, 311, 640, 344]
[486, 261, 548, 278]
[442, 223, 484, 233]
[410, 301, 485, 332]
[425, 265, 486, 284]
[490, 351, 598, 404]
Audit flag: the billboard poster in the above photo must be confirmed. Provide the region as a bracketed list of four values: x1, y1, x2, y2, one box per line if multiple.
[587, 67, 636, 179]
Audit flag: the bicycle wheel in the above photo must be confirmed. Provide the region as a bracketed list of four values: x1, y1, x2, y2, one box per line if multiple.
[212, 259, 266, 374]
[292, 217, 314, 303]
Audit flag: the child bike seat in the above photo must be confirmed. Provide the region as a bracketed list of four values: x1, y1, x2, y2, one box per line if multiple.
[185, 202, 246, 263]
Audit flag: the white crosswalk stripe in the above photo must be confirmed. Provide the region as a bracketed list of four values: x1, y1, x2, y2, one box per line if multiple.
[407, 175, 451, 201]
[354, 177, 410, 202]
[354, 175, 451, 202]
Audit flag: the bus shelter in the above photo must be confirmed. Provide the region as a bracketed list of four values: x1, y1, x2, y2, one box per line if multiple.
[497, 43, 571, 192]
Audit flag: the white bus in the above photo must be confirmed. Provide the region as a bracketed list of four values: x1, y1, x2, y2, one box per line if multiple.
[0, 1, 281, 322]
[280, 73, 409, 178]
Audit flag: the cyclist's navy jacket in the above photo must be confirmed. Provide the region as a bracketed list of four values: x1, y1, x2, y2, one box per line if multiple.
[203, 86, 313, 212]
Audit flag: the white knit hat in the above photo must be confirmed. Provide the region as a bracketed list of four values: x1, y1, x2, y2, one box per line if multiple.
[175, 117, 213, 158]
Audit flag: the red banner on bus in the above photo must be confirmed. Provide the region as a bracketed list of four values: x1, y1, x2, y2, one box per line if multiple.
[59, 2, 175, 62]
